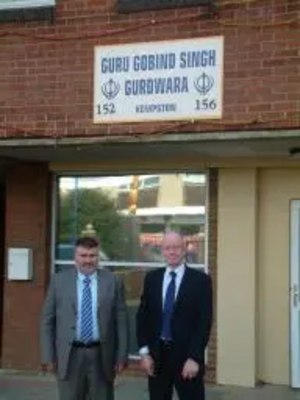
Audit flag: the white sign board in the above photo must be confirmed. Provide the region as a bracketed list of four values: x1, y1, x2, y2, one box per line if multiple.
[94, 37, 223, 124]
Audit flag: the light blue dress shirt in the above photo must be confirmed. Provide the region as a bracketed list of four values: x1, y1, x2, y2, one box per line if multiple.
[76, 271, 100, 341]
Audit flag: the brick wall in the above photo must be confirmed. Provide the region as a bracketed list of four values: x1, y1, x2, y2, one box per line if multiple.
[0, 0, 297, 377]
[205, 168, 218, 382]
[0, 0, 298, 140]
[1, 163, 51, 370]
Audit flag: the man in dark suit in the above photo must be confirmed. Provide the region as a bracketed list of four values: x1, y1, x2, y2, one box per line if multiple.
[40, 236, 128, 400]
[136, 231, 213, 400]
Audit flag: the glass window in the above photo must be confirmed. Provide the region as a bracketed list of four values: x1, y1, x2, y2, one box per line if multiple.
[54, 173, 207, 355]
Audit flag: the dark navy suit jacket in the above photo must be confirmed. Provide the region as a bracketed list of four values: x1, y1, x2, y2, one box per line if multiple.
[136, 266, 213, 372]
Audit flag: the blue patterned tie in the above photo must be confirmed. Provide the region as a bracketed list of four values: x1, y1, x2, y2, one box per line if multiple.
[80, 276, 93, 343]
[161, 271, 177, 339]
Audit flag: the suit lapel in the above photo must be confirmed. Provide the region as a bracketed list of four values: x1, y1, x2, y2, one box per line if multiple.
[97, 269, 107, 309]
[96, 269, 110, 340]
[157, 268, 165, 314]
[174, 266, 190, 311]
[68, 268, 77, 314]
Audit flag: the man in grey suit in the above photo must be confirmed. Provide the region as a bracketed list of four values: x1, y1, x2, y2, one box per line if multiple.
[40, 236, 129, 400]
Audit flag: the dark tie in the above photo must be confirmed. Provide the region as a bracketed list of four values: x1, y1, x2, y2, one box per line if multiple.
[80, 276, 93, 343]
[161, 271, 177, 340]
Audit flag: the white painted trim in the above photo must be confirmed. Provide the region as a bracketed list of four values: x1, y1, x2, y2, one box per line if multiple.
[290, 200, 300, 387]
[55, 260, 205, 270]
[121, 206, 205, 216]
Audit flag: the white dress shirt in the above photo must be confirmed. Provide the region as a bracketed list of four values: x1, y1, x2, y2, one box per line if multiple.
[162, 264, 185, 307]
[139, 264, 186, 356]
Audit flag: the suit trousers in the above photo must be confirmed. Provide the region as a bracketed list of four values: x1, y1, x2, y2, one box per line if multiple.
[148, 341, 205, 400]
[58, 344, 114, 400]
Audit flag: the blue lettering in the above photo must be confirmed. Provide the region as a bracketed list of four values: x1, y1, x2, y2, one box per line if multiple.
[136, 103, 177, 113]
[133, 53, 176, 71]
[101, 57, 129, 74]
[180, 50, 216, 68]
[125, 77, 189, 96]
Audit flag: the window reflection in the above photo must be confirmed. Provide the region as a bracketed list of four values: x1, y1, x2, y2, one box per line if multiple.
[55, 173, 207, 354]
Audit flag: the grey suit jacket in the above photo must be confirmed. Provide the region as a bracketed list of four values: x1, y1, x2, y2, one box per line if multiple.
[40, 267, 129, 381]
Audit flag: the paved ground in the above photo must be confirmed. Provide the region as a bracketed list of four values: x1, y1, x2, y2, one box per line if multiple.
[1, 372, 300, 399]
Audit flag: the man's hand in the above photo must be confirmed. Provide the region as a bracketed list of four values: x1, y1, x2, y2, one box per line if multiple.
[181, 358, 199, 380]
[140, 355, 155, 376]
[40, 362, 56, 375]
[115, 361, 127, 375]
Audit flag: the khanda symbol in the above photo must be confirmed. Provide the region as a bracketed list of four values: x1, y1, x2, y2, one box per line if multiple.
[194, 73, 214, 95]
[101, 79, 120, 100]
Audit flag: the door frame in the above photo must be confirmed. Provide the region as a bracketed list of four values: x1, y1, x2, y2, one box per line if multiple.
[290, 199, 300, 388]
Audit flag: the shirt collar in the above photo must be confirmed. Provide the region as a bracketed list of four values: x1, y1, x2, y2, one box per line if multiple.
[165, 264, 185, 278]
[77, 271, 97, 282]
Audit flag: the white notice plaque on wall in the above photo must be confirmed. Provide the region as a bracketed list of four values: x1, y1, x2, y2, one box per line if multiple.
[94, 37, 223, 124]
[7, 248, 33, 280]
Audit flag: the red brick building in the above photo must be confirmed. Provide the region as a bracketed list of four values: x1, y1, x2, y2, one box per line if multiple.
[0, 0, 299, 388]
